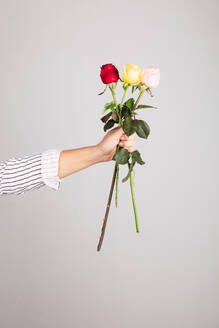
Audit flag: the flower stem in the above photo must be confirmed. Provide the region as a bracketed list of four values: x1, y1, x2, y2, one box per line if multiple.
[111, 87, 123, 126]
[97, 161, 117, 251]
[111, 88, 118, 108]
[97, 84, 122, 251]
[133, 89, 145, 112]
[120, 85, 130, 109]
[128, 85, 150, 230]
[126, 89, 146, 231]
[114, 115, 123, 207]
[115, 162, 119, 208]
[129, 164, 139, 233]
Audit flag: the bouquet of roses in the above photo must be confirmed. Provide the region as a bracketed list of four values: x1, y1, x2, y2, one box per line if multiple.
[97, 63, 160, 251]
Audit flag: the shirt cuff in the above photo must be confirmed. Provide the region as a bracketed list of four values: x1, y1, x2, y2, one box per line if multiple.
[41, 149, 61, 191]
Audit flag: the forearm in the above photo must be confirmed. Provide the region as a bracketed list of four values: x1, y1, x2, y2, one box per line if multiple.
[58, 145, 103, 179]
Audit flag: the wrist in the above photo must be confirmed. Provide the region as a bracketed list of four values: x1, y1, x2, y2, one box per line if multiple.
[92, 144, 105, 163]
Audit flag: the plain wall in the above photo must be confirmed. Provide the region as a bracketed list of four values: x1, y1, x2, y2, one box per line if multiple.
[0, 0, 219, 327]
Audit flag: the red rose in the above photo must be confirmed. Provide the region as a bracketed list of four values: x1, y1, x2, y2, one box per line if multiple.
[100, 63, 119, 84]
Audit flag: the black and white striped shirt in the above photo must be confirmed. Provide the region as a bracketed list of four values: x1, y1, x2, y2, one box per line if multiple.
[0, 149, 61, 196]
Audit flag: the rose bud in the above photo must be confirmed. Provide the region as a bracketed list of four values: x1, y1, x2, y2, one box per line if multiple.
[140, 66, 160, 88]
[122, 64, 141, 85]
[100, 64, 119, 84]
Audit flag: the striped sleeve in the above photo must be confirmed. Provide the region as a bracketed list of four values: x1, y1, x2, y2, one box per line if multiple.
[0, 149, 61, 196]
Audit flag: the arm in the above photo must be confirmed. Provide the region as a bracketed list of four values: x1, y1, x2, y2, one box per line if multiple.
[58, 127, 135, 179]
[0, 127, 135, 196]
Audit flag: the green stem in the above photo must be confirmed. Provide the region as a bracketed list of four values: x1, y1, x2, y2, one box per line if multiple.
[115, 109, 123, 206]
[129, 164, 139, 233]
[111, 87, 123, 126]
[111, 88, 118, 108]
[118, 85, 130, 124]
[133, 89, 145, 112]
[127, 89, 147, 231]
[120, 85, 130, 109]
[109, 84, 123, 210]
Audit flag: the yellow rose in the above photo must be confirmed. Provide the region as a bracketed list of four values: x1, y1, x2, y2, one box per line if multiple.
[122, 64, 141, 85]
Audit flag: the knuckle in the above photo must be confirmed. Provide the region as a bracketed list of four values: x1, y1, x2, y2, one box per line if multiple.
[125, 141, 132, 146]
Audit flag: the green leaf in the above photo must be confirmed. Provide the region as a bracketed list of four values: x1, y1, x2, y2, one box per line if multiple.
[136, 104, 157, 109]
[98, 85, 107, 96]
[125, 98, 135, 111]
[112, 148, 130, 165]
[121, 104, 131, 119]
[101, 101, 116, 115]
[132, 119, 150, 139]
[132, 150, 145, 165]
[100, 111, 112, 123]
[122, 158, 136, 182]
[146, 87, 153, 97]
[122, 116, 136, 136]
[104, 119, 115, 132]
[131, 86, 135, 94]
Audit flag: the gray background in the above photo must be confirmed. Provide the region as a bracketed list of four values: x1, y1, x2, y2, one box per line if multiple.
[0, 0, 218, 327]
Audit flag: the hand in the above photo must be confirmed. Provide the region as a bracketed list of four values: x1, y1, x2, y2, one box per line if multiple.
[96, 127, 136, 162]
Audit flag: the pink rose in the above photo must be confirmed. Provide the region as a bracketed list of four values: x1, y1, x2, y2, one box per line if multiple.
[140, 66, 160, 88]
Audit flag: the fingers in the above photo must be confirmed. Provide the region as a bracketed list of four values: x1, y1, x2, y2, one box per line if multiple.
[119, 140, 133, 147]
[120, 132, 136, 141]
[119, 138, 135, 153]
[118, 131, 136, 152]
[109, 127, 136, 152]
[109, 126, 124, 137]
[109, 127, 136, 142]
